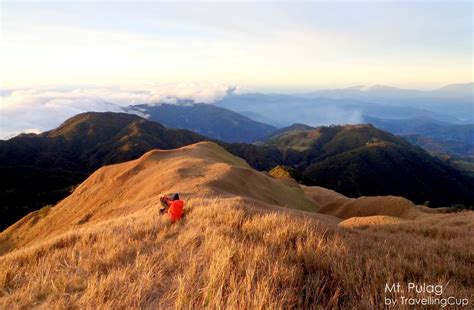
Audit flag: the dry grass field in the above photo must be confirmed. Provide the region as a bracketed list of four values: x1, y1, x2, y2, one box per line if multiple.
[1, 199, 473, 309]
[1, 142, 473, 308]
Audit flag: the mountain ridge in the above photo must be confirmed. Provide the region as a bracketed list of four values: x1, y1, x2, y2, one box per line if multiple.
[262, 124, 474, 207]
[0, 112, 208, 230]
[128, 103, 277, 143]
[1, 112, 473, 231]
[3, 140, 471, 309]
[0, 141, 323, 253]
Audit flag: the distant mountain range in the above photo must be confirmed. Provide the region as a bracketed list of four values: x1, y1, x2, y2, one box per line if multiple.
[363, 115, 473, 143]
[364, 115, 474, 156]
[122, 102, 472, 157]
[127, 103, 276, 143]
[215, 84, 473, 127]
[305, 83, 473, 123]
[307, 82, 473, 100]
[403, 135, 474, 158]
[1, 112, 473, 230]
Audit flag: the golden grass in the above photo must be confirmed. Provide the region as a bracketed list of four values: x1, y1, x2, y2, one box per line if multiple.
[0, 142, 320, 254]
[338, 215, 403, 228]
[304, 185, 427, 220]
[1, 198, 472, 309]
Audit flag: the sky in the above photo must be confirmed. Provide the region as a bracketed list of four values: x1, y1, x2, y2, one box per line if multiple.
[1, 1, 472, 91]
[0, 1, 472, 138]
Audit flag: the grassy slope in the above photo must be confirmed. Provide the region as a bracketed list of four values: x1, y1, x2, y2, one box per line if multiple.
[0, 112, 285, 231]
[403, 134, 474, 157]
[3, 113, 470, 232]
[0, 112, 208, 231]
[0, 142, 320, 252]
[268, 165, 314, 185]
[1, 199, 472, 308]
[1, 141, 472, 308]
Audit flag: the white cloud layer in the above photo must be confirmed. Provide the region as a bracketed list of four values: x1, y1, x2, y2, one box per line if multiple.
[0, 83, 237, 139]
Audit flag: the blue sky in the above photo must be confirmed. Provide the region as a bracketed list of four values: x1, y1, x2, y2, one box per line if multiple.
[1, 1, 472, 90]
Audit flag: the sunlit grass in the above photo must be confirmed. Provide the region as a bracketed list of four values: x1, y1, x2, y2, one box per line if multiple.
[1, 198, 472, 308]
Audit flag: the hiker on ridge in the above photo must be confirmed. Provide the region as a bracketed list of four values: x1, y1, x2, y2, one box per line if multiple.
[159, 193, 184, 222]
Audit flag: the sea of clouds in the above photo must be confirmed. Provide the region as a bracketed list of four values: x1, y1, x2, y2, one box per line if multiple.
[0, 83, 239, 139]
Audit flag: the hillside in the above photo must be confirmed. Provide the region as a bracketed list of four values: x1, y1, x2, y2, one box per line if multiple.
[303, 186, 425, 220]
[403, 134, 474, 157]
[0, 112, 207, 171]
[265, 124, 412, 154]
[1, 141, 472, 308]
[0, 142, 321, 252]
[268, 165, 314, 185]
[0, 112, 207, 230]
[265, 123, 315, 140]
[0, 112, 288, 231]
[363, 115, 474, 145]
[363, 115, 474, 175]
[2, 112, 472, 231]
[263, 124, 474, 207]
[0, 112, 287, 231]
[128, 103, 277, 143]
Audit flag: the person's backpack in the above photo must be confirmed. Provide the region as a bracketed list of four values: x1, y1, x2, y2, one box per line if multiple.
[168, 199, 184, 222]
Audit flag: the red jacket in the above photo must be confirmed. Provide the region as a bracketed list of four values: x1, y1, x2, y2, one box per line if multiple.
[167, 200, 184, 222]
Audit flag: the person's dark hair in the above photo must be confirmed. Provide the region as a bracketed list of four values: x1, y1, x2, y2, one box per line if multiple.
[173, 193, 180, 201]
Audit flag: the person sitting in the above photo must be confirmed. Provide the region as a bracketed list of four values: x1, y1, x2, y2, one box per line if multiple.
[159, 193, 184, 223]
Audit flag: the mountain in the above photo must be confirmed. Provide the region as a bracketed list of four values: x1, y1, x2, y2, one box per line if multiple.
[2, 112, 473, 231]
[1, 141, 471, 309]
[262, 124, 474, 207]
[0, 112, 207, 230]
[363, 115, 474, 145]
[401, 134, 474, 177]
[0, 142, 321, 252]
[215, 91, 464, 127]
[0, 112, 206, 170]
[432, 82, 474, 97]
[237, 110, 282, 128]
[309, 84, 424, 101]
[403, 135, 474, 157]
[0, 111, 284, 230]
[363, 115, 474, 167]
[5, 140, 438, 254]
[265, 123, 315, 140]
[128, 103, 277, 143]
[304, 83, 473, 123]
[310, 82, 473, 102]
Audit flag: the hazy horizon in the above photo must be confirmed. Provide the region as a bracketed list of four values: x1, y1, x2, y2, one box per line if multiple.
[1, 81, 473, 94]
[0, 80, 472, 139]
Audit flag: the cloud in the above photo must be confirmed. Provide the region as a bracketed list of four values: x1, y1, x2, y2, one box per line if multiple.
[137, 83, 233, 104]
[0, 83, 238, 139]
